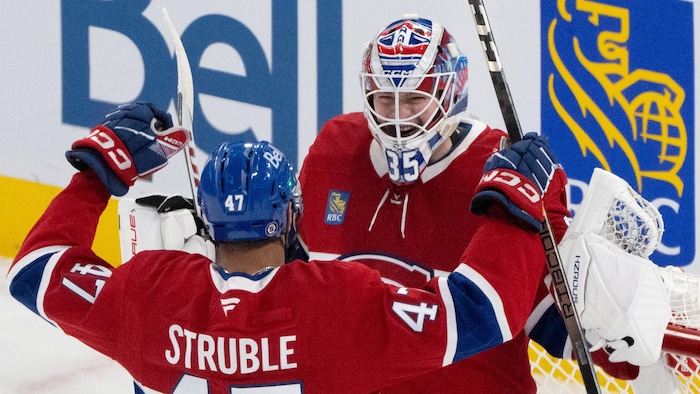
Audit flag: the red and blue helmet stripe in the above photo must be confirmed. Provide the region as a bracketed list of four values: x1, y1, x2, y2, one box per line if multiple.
[375, 18, 434, 87]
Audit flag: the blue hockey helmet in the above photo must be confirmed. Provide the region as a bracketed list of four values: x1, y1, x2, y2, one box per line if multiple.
[198, 141, 299, 242]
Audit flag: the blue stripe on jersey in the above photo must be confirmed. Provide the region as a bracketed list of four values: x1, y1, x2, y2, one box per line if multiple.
[528, 303, 568, 358]
[8, 252, 56, 317]
[447, 272, 505, 362]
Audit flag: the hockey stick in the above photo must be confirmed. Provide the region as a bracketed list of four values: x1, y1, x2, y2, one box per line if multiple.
[467, 1, 602, 392]
[162, 7, 201, 217]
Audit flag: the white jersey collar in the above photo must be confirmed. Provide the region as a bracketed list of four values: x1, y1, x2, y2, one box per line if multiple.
[209, 263, 279, 294]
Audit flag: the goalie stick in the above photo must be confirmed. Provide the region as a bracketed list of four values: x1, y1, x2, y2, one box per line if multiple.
[466, 1, 602, 392]
[162, 7, 201, 217]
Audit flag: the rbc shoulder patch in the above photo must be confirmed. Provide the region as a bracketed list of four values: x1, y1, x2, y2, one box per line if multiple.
[325, 190, 349, 225]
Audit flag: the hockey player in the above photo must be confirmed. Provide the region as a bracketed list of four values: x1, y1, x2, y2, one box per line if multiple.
[296, 16, 649, 392]
[8, 102, 562, 393]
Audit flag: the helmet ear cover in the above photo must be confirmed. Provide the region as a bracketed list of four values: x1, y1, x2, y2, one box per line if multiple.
[197, 141, 299, 243]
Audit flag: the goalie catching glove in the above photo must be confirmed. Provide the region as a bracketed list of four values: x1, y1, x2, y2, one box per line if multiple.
[66, 102, 189, 196]
[118, 195, 215, 263]
[470, 132, 563, 232]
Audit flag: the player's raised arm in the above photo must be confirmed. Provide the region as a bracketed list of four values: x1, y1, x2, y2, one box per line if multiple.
[8, 102, 186, 328]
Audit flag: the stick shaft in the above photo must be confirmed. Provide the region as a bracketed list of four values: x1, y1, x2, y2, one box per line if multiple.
[469, 0, 522, 142]
[163, 7, 201, 217]
[467, 1, 601, 392]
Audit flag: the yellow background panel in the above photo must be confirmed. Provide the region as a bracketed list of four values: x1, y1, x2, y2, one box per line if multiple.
[0, 175, 121, 266]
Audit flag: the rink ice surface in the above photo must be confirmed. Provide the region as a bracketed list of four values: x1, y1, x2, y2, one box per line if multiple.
[0, 257, 133, 393]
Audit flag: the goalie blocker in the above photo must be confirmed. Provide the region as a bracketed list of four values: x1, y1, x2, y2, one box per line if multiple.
[118, 195, 214, 264]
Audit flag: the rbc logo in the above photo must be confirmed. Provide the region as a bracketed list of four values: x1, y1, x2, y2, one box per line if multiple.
[60, 0, 343, 170]
[325, 190, 349, 225]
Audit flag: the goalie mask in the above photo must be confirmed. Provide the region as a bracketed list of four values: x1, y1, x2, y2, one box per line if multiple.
[361, 16, 469, 184]
[198, 141, 301, 242]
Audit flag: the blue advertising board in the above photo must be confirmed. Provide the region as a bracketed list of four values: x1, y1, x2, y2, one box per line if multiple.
[542, 0, 694, 267]
[60, 0, 343, 170]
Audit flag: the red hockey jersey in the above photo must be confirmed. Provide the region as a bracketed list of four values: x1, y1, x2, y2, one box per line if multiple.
[9, 170, 521, 394]
[298, 112, 573, 393]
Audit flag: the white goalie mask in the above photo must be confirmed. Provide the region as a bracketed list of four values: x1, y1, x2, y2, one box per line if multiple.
[361, 16, 469, 184]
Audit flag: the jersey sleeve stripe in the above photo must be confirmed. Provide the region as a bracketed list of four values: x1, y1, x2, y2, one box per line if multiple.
[447, 264, 513, 361]
[454, 264, 511, 340]
[437, 277, 458, 366]
[8, 246, 68, 327]
[524, 291, 554, 334]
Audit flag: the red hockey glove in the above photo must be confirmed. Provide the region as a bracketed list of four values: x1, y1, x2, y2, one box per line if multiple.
[66, 102, 189, 196]
[470, 132, 562, 232]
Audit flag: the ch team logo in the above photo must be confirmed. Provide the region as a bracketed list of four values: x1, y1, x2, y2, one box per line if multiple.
[324, 191, 349, 225]
[542, 0, 694, 267]
[377, 18, 432, 54]
[339, 252, 434, 289]
[376, 18, 433, 82]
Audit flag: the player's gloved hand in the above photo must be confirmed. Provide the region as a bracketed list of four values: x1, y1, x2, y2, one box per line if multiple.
[66, 102, 189, 196]
[470, 132, 561, 232]
[135, 194, 215, 259]
[557, 232, 670, 366]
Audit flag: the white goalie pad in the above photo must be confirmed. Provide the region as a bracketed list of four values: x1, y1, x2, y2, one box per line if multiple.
[558, 168, 671, 366]
[118, 197, 214, 264]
